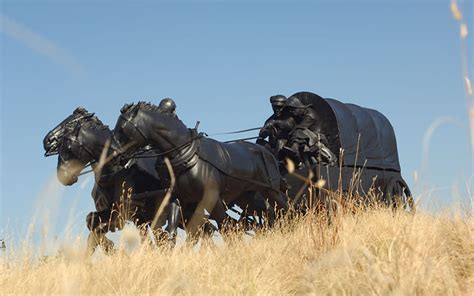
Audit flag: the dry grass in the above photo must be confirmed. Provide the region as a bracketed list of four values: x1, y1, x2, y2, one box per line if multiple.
[0, 202, 472, 295]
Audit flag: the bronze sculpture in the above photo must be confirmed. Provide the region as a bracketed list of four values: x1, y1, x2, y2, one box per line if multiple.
[258, 95, 295, 162]
[112, 102, 289, 237]
[260, 91, 413, 211]
[43, 92, 413, 253]
[43, 107, 181, 253]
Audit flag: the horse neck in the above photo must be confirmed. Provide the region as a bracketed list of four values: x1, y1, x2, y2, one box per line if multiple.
[79, 125, 114, 164]
[138, 109, 191, 152]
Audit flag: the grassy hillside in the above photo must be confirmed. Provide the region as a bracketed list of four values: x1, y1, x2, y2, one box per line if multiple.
[1, 203, 472, 295]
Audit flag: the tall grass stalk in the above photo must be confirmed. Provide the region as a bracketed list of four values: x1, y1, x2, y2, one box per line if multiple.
[1, 198, 472, 295]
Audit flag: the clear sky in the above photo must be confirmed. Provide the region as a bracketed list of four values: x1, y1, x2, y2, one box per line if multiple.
[1, 0, 473, 240]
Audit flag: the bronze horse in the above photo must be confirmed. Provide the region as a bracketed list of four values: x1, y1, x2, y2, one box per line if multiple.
[112, 102, 289, 236]
[43, 107, 181, 252]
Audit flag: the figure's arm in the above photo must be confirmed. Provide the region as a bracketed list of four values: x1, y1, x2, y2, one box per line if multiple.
[273, 117, 295, 131]
[259, 119, 276, 138]
[297, 108, 319, 130]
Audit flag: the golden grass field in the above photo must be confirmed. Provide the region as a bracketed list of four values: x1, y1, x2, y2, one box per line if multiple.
[1, 201, 472, 295]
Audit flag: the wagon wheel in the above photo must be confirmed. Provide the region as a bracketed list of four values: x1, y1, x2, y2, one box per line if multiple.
[386, 177, 415, 213]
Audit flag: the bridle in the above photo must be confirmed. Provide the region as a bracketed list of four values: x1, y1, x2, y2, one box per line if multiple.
[59, 120, 97, 165]
[45, 113, 96, 157]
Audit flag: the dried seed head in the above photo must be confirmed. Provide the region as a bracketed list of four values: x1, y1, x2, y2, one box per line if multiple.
[450, 1, 463, 21]
[286, 158, 295, 174]
[464, 76, 473, 96]
[315, 179, 326, 189]
[413, 170, 418, 183]
[460, 23, 468, 39]
[120, 223, 141, 254]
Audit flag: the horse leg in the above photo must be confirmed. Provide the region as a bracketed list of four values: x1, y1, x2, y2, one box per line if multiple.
[238, 192, 273, 229]
[144, 196, 180, 248]
[262, 198, 276, 228]
[163, 197, 180, 244]
[263, 190, 290, 226]
[266, 190, 289, 212]
[210, 200, 236, 234]
[87, 230, 114, 255]
[149, 209, 172, 247]
[138, 224, 152, 246]
[87, 231, 100, 254]
[186, 183, 221, 241]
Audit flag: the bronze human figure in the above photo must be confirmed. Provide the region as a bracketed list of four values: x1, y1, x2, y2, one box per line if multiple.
[157, 98, 178, 118]
[258, 95, 296, 161]
[282, 96, 337, 166]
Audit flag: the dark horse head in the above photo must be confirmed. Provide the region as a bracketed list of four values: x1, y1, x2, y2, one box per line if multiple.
[113, 102, 190, 158]
[44, 108, 113, 186]
[43, 107, 93, 157]
[44, 107, 183, 253]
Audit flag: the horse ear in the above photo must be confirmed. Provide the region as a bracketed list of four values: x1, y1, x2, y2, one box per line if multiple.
[120, 103, 134, 114]
[73, 107, 88, 115]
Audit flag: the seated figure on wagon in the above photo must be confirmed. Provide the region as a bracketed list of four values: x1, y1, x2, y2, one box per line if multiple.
[258, 95, 337, 169]
[257, 95, 295, 159]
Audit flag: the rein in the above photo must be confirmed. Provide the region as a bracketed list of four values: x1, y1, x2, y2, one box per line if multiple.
[131, 130, 204, 159]
[76, 125, 262, 175]
[78, 162, 95, 176]
[224, 136, 261, 143]
[209, 126, 262, 136]
[76, 134, 201, 176]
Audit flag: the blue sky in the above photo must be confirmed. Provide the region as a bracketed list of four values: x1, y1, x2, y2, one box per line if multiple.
[1, 0, 473, 240]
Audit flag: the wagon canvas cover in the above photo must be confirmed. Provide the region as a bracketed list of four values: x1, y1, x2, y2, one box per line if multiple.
[291, 91, 401, 172]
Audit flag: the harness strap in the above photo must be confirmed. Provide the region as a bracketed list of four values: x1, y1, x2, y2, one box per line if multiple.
[167, 132, 200, 175]
[131, 129, 203, 159]
[200, 158, 279, 192]
[62, 134, 96, 162]
[255, 144, 277, 189]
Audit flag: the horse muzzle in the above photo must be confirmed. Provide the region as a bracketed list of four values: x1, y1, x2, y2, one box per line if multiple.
[57, 160, 84, 186]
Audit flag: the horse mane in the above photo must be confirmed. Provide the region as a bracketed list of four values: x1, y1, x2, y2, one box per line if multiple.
[66, 107, 108, 132]
[82, 115, 108, 131]
[137, 101, 161, 112]
[120, 101, 161, 114]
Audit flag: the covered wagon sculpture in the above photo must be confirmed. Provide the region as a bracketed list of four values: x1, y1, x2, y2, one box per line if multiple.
[278, 91, 414, 211]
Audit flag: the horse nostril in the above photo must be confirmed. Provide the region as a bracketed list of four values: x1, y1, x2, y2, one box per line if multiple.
[57, 160, 83, 186]
[58, 171, 72, 185]
[58, 173, 77, 186]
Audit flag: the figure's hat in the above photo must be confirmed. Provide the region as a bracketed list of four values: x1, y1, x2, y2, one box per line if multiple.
[285, 96, 310, 108]
[269, 95, 287, 106]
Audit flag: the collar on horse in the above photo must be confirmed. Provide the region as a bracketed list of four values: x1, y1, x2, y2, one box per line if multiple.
[129, 128, 203, 175]
[161, 129, 201, 175]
